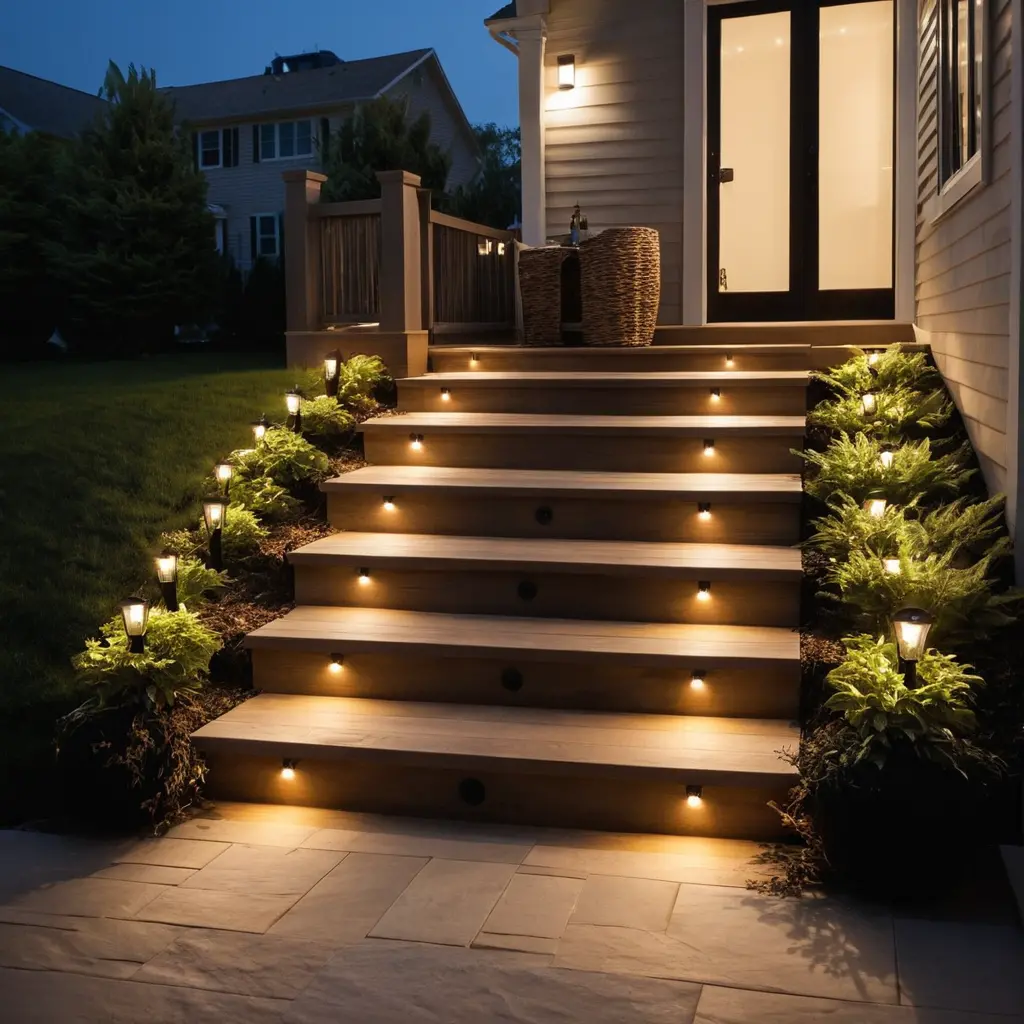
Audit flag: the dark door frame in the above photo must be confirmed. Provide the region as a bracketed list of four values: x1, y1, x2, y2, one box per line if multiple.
[706, 0, 897, 323]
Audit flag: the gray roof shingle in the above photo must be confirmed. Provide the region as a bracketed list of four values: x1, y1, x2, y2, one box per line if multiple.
[161, 48, 434, 125]
[0, 65, 106, 138]
[486, 3, 517, 21]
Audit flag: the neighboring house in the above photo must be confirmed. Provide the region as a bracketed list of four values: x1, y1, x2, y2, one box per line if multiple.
[161, 48, 480, 271]
[0, 65, 105, 137]
[486, 0, 1024, 545]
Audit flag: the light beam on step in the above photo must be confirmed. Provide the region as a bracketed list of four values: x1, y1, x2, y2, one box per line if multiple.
[690, 670, 707, 691]
[281, 758, 298, 781]
[357, 567, 371, 585]
[382, 496, 396, 512]
[329, 653, 344, 674]
[440, 388, 451, 402]
[725, 354, 735, 368]
[409, 433, 424, 451]
[697, 503, 712, 520]
[686, 785, 704, 808]
[697, 581, 711, 601]
[709, 388, 721, 403]
[703, 439, 716, 458]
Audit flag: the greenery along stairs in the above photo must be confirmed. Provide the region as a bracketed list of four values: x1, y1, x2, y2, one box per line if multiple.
[194, 342, 813, 841]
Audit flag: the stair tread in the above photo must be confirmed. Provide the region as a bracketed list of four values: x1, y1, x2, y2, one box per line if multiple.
[360, 412, 806, 435]
[193, 694, 799, 783]
[401, 370, 808, 387]
[245, 605, 799, 663]
[431, 343, 812, 356]
[322, 465, 802, 500]
[287, 532, 802, 577]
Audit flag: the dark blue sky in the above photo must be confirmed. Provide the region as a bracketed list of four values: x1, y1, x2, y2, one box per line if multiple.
[2, 0, 518, 127]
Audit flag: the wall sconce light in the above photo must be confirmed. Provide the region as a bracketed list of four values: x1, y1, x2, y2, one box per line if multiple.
[724, 353, 735, 368]
[702, 439, 716, 457]
[281, 758, 298, 780]
[203, 498, 227, 570]
[324, 351, 341, 398]
[879, 447, 894, 470]
[861, 392, 877, 416]
[497, 241, 506, 256]
[409, 433, 424, 451]
[690, 670, 706, 691]
[329, 653, 344, 674]
[477, 238, 493, 256]
[286, 389, 303, 432]
[382, 496, 396, 512]
[697, 581, 711, 601]
[557, 54, 576, 90]
[891, 607, 935, 688]
[440, 388, 451, 402]
[470, 353, 480, 367]
[867, 349, 883, 366]
[883, 557, 901, 575]
[697, 503, 712, 520]
[863, 495, 888, 518]
[215, 460, 233, 496]
[709, 388, 721, 403]
[155, 551, 179, 612]
[685, 785, 704, 808]
[357, 567, 371, 585]
[119, 597, 150, 653]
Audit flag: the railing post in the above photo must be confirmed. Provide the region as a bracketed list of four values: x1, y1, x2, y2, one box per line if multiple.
[376, 169, 423, 332]
[417, 188, 435, 332]
[282, 169, 327, 332]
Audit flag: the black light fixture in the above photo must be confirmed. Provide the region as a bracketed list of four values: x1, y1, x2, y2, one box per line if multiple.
[214, 460, 233, 497]
[440, 387, 451, 402]
[155, 551, 179, 612]
[703, 439, 716, 458]
[119, 597, 150, 654]
[324, 351, 341, 398]
[409, 433, 424, 451]
[357, 566, 371, 585]
[329, 653, 344, 675]
[697, 581, 711, 601]
[697, 502, 712, 520]
[285, 388, 302, 432]
[690, 669, 707, 691]
[709, 388, 722, 403]
[252, 414, 270, 445]
[891, 607, 935, 688]
[685, 785, 704, 808]
[281, 758, 298, 781]
[203, 498, 227, 570]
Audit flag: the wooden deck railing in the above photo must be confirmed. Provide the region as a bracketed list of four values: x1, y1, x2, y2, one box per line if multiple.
[312, 200, 381, 323]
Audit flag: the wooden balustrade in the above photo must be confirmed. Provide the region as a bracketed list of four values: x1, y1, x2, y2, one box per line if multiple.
[317, 205, 381, 322]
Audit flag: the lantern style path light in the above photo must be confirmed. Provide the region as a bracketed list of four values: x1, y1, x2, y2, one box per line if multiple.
[203, 498, 227, 571]
[861, 391, 878, 416]
[252, 414, 270, 445]
[879, 446, 894, 470]
[119, 597, 150, 653]
[892, 606, 935, 689]
[155, 551, 179, 612]
[324, 351, 341, 398]
[215, 460, 233, 497]
[286, 388, 303, 433]
[864, 492, 888, 518]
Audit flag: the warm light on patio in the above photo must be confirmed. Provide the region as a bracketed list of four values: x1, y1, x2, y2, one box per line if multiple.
[215, 460, 233, 495]
[724, 354, 734, 368]
[440, 388, 451, 401]
[155, 551, 179, 612]
[557, 54, 576, 90]
[883, 557, 901, 575]
[685, 785, 704, 808]
[410, 433, 424, 451]
[470, 353, 480, 367]
[119, 597, 150, 654]
[709, 388, 721, 402]
[879, 447, 894, 469]
[477, 239, 493, 256]
[867, 349, 883, 365]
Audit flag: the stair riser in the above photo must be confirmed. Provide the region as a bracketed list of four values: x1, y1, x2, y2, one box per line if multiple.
[326, 492, 801, 545]
[252, 649, 801, 719]
[363, 433, 804, 474]
[430, 350, 809, 373]
[398, 385, 806, 417]
[200, 752, 791, 841]
[292, 567, 801, 628]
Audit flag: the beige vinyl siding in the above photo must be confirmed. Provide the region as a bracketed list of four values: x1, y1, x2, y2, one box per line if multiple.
[543, 0, 685, 323]
[916, 0, 1014, 493]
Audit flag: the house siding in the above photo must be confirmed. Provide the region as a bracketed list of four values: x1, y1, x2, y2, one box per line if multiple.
[542, 0, 686, 323]
[916, 0, 1015, 494]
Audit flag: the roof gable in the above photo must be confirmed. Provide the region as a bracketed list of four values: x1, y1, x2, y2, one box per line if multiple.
[0, 65, 106, 138]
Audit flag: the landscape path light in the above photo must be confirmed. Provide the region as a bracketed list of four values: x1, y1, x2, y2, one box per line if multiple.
[155, 551, 179, 612]
[203, 498, 227, 571]
[324, 351, 341, 398]
[252, 414, 270, 445]
[215, 460, 233, 496]
[119, 597, 150, 654]
[861, 391, 877, 416]
[891, 606, 935, 688]
[286, 389, 303, 433]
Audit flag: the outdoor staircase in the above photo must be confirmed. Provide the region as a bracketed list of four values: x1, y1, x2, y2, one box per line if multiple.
[192, 331, 892, 840]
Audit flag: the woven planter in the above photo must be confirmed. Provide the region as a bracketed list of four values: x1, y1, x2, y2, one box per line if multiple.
[579, 227, 661, 347]
[518, 247, 571, 346]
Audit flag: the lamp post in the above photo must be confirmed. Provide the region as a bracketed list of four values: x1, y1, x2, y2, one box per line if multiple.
[119, 597, 150, 654]
[214, 460, 233, 497]
[203, 498, 227, 571]
[863, 492, 888, 518]
[861, 392, 878, 416]
[324, 351, 341, 398]
[891, 607, 935, 689]
[285, 389, 302, 433]
[155, 551, 179, 612]
[252, 414, 270, 445]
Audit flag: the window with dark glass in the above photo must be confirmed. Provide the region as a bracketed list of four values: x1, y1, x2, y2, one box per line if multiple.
[938, 0, 984, 187]
[199, 130, 222, 168]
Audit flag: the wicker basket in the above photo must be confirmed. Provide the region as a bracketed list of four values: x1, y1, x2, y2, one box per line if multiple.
[579, 227, 661, 347]
[518, 246, 572, 347]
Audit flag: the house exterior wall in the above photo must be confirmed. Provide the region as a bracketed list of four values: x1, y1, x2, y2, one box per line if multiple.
[915, 0, 1015, 495]
[541, 0, 686, 323]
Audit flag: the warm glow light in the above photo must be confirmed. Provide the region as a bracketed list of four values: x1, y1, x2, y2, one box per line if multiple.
[329, 653, 344, 674]
[697, 581, 711, 601]
[382, 496, 396, 512]
[155, 553, 177, 584]
[252, 417, 269, 443]
[470, 353, 480, 367]
[119, 597, 150, 651]
[686, 785, 704, 808]
[440, 388, 451, 402]
[703, 439, 715, 458]
[867, 349, 882, 365]
[879, 449, 894, 469]
[724, 354, 734, 368]
[324, 357, 339, 379]
[864, 497, 888, 518]
[497, 242, 506, 256]
[285, 390, 302, 416]
[892, 607, 935, 663]
[697, 503, 712, 520]
[883, 558, 901, 575]
[477, 239, 493, 256]
[280, 759, 297, 781]
[410, 433, 424, 451]
[357, 567, 371, 585]
[203, 501, 225, 529]
[862, 392, 877, 415]
[710, 388, 721, 403]
[557, 54, 575, 90]
[690, 671, 706, 691]
[215, 462, 233, 484]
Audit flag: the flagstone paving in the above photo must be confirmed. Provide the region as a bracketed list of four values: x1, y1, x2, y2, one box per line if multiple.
[0, 802, 1020, 1023]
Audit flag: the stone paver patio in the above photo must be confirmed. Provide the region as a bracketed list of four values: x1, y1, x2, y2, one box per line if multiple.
[0, 802, 1021, 1022]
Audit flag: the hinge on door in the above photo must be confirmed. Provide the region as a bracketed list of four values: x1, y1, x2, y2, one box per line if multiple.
[719, 268, 728, 292]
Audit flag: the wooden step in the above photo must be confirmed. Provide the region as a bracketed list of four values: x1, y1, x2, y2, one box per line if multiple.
[653, 321, 915, 347]
[397, 371, 808, 416]
[288, 533, 802, 627]
[360, 413, 805, 473]
[246, 606, 800, 718]
[192, 694, 799, 839]
[324, 466, 802, 544]
[430, 344, 813, 374]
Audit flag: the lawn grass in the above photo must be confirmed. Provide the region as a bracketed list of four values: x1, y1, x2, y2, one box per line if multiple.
[0, 351, 299, 711]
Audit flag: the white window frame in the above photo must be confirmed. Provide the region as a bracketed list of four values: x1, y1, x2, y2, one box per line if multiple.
[199, 129, 222, 170]
[255, 213, 280, 258]
[258, 119, 314, 161]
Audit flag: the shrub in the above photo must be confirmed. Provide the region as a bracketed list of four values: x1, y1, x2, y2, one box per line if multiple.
[809, 385, 952, 441]
[233, 428, 329, 487]
[337, 354, 389, 411]
[300, 395, 356, 436]
[174, 557, 228, 608]
[229, 474, 300, 521]
[813, 346, 939, 396]
[800, 433, 973, 506]
[159, 527, 204, 559]
[215, 504, 268, 556]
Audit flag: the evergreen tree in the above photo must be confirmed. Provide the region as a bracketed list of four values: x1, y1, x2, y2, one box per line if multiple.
[446, 123, 521, 230]
[48, 62, 219, 353]
[320, 95, 451, 202]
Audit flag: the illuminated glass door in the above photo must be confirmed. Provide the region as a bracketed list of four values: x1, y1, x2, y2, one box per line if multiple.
[707, 0, 895, 321]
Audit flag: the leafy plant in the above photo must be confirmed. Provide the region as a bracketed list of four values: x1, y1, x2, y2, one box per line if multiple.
[300, 395, 356, 435]
[214, 504, 268, 556]
[173, 557, 228, 608]
[824, 635, 980, 769]
[813, 346, 938, 396]
[233, 428, 329, 487]
[230, 474, 300, 521]
[159, 527, 203, 559]
[809, 385, 953, 441]
[336, 354, 389, 411]
[800, 433, 974, 506]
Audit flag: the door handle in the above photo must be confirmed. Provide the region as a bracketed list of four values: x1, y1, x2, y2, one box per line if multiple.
[719, 167, 735, 184]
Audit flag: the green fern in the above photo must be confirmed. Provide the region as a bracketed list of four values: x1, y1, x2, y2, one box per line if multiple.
[809, 385, 953, 441]
[301, 395, 357, 435]
[800, 433, 974, 505]
[337, 354, 389, 411]
[173, 557, 228, 607]
[813, 345, 938, 397]
[230, 474, 300, 521]
[232, 428, 329, 487]
[218, 504, 268, 556]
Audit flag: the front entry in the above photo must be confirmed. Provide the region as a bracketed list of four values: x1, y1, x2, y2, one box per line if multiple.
[707, 0, 895, 322]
